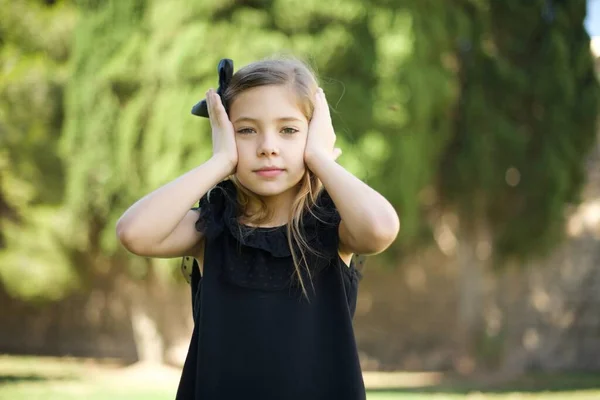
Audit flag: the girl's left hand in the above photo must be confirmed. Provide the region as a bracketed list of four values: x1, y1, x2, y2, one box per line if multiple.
[305, 88, 342, 166]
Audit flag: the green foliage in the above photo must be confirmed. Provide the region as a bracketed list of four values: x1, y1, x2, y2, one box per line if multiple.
[371, 3, 462, 249]
[0, 0, 77, 299]
[0, 0, 74, 205]
[0, 0, 597, 301]
[437, 1, 600, 263]
[0, 207, 79, 301]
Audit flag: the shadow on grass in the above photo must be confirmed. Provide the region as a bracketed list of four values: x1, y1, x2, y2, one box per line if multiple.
[0, 373, 78, 385]
[365, 372, 600, 395]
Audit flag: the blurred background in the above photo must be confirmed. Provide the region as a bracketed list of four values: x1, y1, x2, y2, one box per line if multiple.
[2, 0, 600, 399]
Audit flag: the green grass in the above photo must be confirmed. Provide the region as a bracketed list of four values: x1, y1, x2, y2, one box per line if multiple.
[1, 356, 600, 399]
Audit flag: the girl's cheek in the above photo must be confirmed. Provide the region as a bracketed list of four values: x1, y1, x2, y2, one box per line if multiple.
[236, 141, 251, 158]
[297, 141, 307, 156]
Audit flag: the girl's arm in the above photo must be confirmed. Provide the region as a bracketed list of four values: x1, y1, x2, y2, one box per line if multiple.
[116, 155, 234, 258]
[306, 153, 399, 255]
[116, 89, 237, 258]
[305, 88, 400, 255]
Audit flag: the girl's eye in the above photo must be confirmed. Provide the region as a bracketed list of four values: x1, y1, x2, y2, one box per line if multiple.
[237, 128, 255, 134]
[282, 127, 299, 135]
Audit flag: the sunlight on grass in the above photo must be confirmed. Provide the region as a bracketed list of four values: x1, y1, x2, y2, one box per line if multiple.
[368, 394, 600, 400]
[1, 356, 600, 400]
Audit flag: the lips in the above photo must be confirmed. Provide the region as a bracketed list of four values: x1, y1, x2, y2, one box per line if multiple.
[256, 167, 283, 172]
[254, 167, 284, 177]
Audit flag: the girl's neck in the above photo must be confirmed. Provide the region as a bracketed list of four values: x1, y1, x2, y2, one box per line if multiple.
[242, 186, 298, 228]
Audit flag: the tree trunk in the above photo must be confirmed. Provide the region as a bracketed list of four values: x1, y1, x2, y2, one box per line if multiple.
[129, 259, 164, 364]
[455, 219, 492, 372]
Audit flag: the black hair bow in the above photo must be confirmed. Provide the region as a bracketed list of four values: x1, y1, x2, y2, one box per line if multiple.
[191, 58, 234, 118]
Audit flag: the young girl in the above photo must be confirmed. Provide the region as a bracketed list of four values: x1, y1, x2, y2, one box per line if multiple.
[116, 57, 399, 400]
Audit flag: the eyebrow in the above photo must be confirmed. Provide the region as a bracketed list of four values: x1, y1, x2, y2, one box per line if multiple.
[233, 116, 304, 124]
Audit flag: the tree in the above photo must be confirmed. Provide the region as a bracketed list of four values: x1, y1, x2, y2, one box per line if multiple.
[434, 1, 599, 365]
[0, 0, 78, 301]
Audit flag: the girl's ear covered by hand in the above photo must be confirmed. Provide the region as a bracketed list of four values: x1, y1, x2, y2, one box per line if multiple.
[305, 88, 342, 165]
[206, 88, 238, 173]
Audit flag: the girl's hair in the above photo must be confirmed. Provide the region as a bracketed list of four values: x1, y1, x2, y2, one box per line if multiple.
[222, 57, 324, 298]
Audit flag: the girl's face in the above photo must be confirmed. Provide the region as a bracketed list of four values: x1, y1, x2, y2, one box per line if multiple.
[229, 85, 309, 199]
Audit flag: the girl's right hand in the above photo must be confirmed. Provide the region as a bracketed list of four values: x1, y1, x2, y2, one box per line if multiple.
[206, 88, 238, 174]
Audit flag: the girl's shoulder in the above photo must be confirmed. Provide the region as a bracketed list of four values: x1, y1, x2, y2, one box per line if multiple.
[202, 179, 237, 207]
[301, 189, 342, 258]
[195, 180, 237, 239]
[310, 187, 340, 225]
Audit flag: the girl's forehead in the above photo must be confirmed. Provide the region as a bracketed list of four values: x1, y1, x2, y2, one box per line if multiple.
[229, 85, 307, 122]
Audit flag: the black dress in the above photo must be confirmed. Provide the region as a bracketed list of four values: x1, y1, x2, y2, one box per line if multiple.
[176, 180, 365, 400]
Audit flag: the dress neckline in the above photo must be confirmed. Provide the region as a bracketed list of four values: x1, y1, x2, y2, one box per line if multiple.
[239, 222, 288, 231]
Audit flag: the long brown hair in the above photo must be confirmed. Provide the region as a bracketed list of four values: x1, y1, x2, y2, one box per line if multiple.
[221, 57, 325, 297]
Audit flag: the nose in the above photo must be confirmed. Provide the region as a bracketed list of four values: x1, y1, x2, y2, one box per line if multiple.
[257, 132, 279, 157]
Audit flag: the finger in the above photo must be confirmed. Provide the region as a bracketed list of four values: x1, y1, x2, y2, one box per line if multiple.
[317, 88, 332, 120]
[206, 89, 218, 128]
[311, 89, 321, 122]
[312, 88, 332, 127]
[333, 147, 342, 160]
[211, 91, 230, 127]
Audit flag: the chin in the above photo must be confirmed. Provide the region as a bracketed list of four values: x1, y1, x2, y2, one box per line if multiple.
[242, 181, 293, 198]
[236, 175, 303, 198]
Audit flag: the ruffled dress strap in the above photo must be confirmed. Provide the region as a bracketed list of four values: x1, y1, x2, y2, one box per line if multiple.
[186, 181, 348, 291]
[195, 180, 238, 240]
[301, 188, 342, 259]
